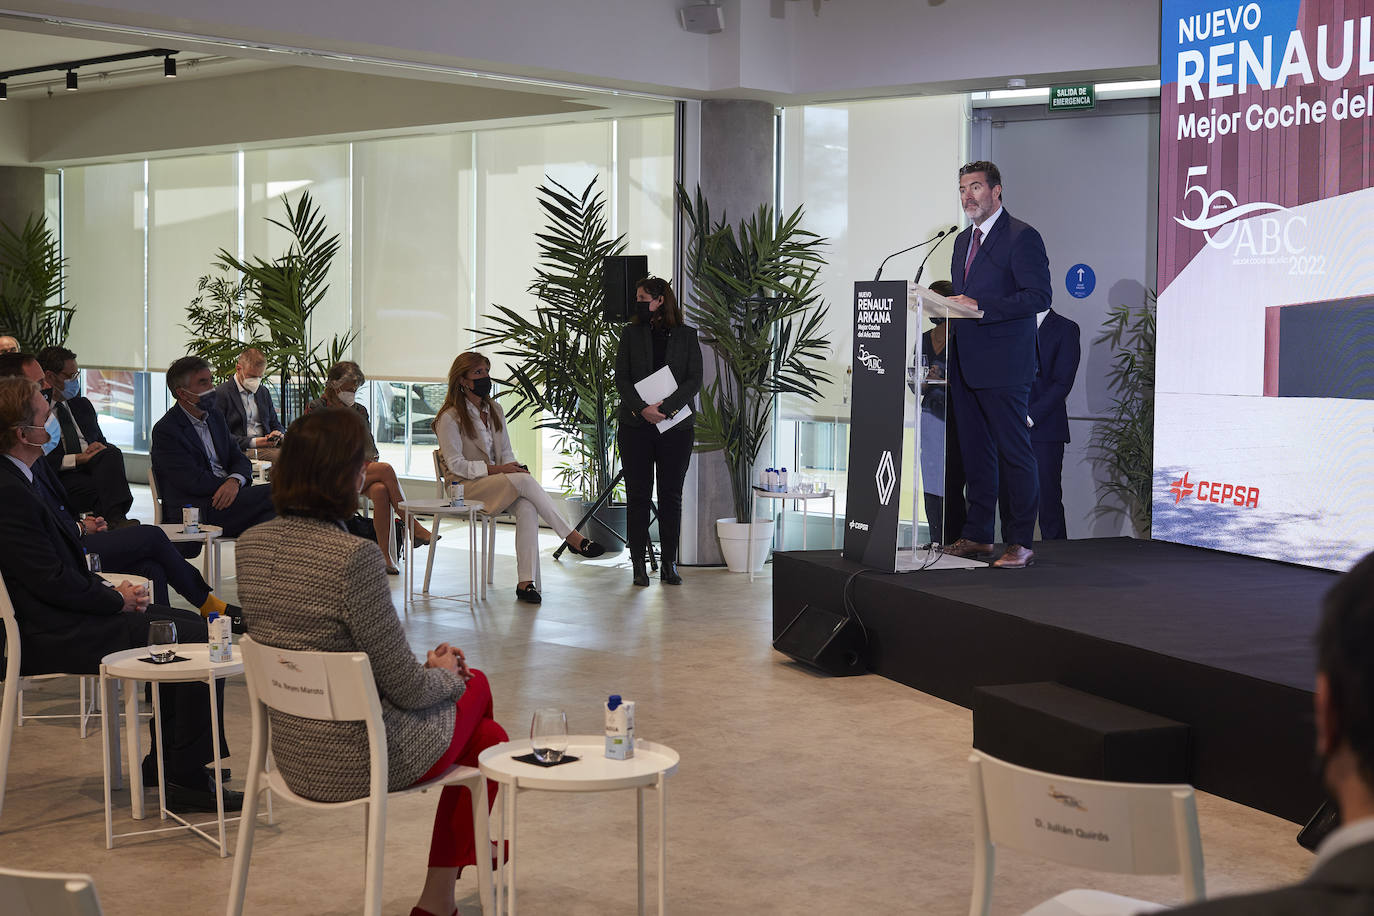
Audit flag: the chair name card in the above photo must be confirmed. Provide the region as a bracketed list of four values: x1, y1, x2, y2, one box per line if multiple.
[1004, 776, 1136, 872]
[264, 651, 334, 720]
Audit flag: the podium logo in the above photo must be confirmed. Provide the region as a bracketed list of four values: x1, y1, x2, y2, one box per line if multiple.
[875, 450, 896, 506]
[856, 344, 885, 375]
[1166, 470, 1260, 508]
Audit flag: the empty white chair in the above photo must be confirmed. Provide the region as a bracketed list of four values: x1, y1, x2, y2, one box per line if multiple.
[0, 866, 104, 916]
[432, 449, 538, 597]
[968, 749, 1205, 916]
[227, 637, 495, 916]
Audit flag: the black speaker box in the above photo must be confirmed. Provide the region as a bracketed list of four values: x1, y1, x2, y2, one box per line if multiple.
[602, 255, 649, 322]
[772, 605, 867, 676]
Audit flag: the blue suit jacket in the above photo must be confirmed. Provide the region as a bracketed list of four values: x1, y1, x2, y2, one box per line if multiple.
[213, 378, 284, 451]
[149, 405, 253, 523]
[1029, 309, 1081, 443]
[949, 210, 1052, 388]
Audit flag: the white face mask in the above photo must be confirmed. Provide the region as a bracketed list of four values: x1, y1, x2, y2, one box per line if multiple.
[242, 375, 262, 394]
[337, 390, 356, 407]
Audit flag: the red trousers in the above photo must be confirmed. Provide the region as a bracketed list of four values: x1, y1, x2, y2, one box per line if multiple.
[410, 670, 509, 869]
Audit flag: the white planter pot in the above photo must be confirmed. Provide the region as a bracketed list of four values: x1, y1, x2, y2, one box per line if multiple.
[716, 517, 776, 574]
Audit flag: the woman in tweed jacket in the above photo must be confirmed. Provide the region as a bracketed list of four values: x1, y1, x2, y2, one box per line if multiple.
[238, 407, 507, 916]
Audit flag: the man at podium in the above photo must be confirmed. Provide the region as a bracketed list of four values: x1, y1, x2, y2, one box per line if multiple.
[943, 161, 1051, 569]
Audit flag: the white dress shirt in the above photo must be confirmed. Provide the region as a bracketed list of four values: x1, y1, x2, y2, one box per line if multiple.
[236, 376, 264, 438]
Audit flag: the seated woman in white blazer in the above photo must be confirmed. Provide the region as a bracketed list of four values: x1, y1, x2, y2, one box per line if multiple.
[434, 351, 604, 604]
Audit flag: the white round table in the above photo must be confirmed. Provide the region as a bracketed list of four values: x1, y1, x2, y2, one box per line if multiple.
[747, 487, 837, 581]
[100, 643, 246, 855]
[397, 499, 484, 609]
[478, 736, 680, 915]
[155, 522, 226, 589]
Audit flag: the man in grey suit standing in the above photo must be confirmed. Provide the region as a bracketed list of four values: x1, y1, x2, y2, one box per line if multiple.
[1169, 550, 1374, 914]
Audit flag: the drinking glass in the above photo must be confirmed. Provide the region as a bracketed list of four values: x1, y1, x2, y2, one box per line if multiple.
[85, 552, 102, 573]
[530, 707, 568, 763]
[148, 621, 178, 663]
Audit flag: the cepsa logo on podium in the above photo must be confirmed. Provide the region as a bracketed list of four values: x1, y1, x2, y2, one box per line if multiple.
[1167, 471, 1260, 508]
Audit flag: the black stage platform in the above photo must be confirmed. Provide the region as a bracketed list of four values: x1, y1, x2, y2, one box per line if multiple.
[771, 537, 1340, 823]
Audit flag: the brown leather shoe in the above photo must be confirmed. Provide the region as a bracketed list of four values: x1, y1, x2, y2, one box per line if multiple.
[944, 538, 994, 559]
[993, 544, 1035, 568]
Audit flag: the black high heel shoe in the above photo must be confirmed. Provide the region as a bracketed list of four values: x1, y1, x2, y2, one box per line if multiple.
[660, 561, 682, 586]
[631, 553, 650, 587]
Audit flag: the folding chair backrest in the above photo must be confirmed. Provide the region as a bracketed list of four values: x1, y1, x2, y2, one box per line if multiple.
[1, 568, 18, 685]
[433, 448, 449, 497]
[146, 468, 162, 523]
[238, 637, 381, 724]
[0, 866, 104, 916]
[969, 749, 1204, 889]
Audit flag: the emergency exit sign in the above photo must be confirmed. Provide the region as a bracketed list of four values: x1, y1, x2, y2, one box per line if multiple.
[1049, 84, 1095, 112]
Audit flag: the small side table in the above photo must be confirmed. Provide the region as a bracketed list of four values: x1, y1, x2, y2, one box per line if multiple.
[479, 736, 679, 916]
[155, 523, 225, 589]
[100, 644, 253, 855]
[398, 498, 484, 609]
[747, 488, 837, 582]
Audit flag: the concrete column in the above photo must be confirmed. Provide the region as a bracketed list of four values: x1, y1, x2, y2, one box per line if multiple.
[0, 166, 46, 238]
[677, 99, 775, 565]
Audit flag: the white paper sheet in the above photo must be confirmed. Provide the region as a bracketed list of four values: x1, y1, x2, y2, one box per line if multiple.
[634, 365, 692, 432]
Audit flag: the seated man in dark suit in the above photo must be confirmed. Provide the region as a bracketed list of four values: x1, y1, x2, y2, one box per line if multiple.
[35, 345, 135, 525]
[998, 307, 1081, 541]
[0, 376, 241, 812]
[1169, 551, 1374, 914]
[150, 356, 275, 539]
[213, 347, 284, 464]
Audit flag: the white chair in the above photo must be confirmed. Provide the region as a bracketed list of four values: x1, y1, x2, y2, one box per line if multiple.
[432, 450, 538, 597]
[147, 467, 234, 589]
[0, 570, 105, 827]
[0, 866, 104, 915]
[228, 637, 496, 916]
[968, 749, 1205, 916]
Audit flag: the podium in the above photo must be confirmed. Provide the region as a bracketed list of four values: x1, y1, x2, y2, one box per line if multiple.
[842, 281, 981, 571]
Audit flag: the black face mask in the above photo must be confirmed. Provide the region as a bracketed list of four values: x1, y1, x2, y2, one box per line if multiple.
[469, 377, 493, 398]
[635, 301, 653, 323]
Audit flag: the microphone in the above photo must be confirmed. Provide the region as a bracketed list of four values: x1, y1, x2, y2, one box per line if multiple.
[873, 227, 955, 281]
[913, 225, 959, 284]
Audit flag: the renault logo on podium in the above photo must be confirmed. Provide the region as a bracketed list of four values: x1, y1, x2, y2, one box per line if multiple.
[875, 450, 896, 506]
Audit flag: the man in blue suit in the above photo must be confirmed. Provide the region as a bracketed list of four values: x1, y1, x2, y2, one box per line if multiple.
[945, 161, 1051, 568]
[998, 308, 1081, 540]
[150, 356, 274, 538]
[213, 347, 284, 463]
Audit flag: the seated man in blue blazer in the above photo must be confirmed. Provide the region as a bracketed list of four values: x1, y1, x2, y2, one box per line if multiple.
[213, 347, 284, 464]
[998, 307, 1081, 541]
[0, 376, 240, 812]
[35, 345, 135, 525]
[150, 356, 275, 540]
[945, 160, 1051, 569]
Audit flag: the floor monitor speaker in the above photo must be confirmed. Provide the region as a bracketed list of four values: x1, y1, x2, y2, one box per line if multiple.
[602, 255, 649, 322]
[772, 605, 867, 676]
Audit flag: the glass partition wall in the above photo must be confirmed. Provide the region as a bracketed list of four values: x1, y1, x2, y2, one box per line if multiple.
[53, 115, 675, 483]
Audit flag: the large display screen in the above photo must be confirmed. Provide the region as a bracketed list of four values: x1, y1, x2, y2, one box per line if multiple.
[1156, 0, 1374, 571]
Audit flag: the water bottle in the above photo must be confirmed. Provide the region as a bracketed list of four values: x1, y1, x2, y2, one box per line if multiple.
[780, 467, 789, 492]
[605, 694, 636, 760]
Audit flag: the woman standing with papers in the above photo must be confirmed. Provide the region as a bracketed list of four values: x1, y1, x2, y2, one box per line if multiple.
[434, 352, 604, 605]
[615, 277, 703, 587]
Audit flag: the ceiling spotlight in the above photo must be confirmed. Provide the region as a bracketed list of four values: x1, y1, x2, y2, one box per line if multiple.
[1006, 78, 1027, 89]
[65, 70, 78, 91]
[164, 55, 176, 78]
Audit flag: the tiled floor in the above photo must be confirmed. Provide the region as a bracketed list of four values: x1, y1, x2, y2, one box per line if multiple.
[0, 486, 1313, 914]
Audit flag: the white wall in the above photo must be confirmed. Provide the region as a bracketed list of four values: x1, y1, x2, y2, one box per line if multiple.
[11, 0, 1160, 100]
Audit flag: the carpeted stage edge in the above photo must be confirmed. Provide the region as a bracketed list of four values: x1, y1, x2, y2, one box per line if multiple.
[772, 537, 1339, 824]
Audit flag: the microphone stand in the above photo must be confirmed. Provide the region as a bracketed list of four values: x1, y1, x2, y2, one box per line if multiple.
[913, 225, 959, 284]
[874, 227, 953, 281]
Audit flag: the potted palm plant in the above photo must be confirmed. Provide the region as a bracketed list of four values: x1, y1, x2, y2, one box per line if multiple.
[0, 215, 73, 350]
[474, 176, 628, 544]
[678, 185, 833, 572]
[184, 192, 354, 420]
[1090, 290, 1156, 537]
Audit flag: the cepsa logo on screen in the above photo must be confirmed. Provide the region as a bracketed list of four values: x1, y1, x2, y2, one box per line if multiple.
[1167, 472, 1260, 508]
